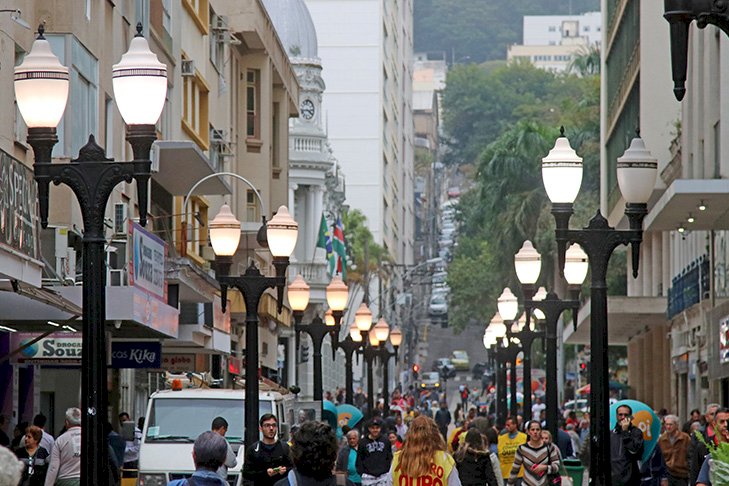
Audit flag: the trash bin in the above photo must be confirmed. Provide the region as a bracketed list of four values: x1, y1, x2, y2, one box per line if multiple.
[563, 458, 584, 486]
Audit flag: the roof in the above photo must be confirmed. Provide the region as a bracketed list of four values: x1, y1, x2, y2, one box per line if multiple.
[262, 0, 319, 60]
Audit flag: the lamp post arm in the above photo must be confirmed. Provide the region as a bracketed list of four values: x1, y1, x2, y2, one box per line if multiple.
[183, 171, 266, 217]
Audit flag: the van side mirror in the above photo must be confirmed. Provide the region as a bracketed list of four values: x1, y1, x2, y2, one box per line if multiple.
[279, 423, 290, 442]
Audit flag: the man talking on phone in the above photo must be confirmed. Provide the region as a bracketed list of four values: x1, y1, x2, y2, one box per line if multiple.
[610, 404, 644, 486]
[243, 414, 293, 486]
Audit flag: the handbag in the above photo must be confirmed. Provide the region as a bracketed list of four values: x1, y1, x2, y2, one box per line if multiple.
[545, 444, 573, 486]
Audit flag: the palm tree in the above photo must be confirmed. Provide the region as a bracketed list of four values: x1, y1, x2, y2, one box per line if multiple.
[569, 44, 600, 77]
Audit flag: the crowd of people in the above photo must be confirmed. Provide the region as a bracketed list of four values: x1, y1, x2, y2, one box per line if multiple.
[1, 395, 727, 485]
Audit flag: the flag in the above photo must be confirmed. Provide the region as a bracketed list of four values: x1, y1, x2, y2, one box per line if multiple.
[315, 214, 333, 273]
[332, 217, 347, 280]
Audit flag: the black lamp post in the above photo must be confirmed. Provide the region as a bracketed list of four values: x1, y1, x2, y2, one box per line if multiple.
[209, 204, 299, 447]
[15, 24, 165, 485]
[541, 129, 657, 486]
[339, 330, 364, 404]
[353, 302, 374, 413]
[664, 0, 729, 101]
[288, 275, 348, 414]
[513, 240, 587, 439]
[376, 332, 400, 417]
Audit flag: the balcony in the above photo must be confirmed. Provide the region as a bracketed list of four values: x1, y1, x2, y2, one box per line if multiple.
[667, 256, 710, 319]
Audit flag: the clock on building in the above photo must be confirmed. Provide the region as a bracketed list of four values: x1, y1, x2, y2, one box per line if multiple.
[300, 99, 315, 120]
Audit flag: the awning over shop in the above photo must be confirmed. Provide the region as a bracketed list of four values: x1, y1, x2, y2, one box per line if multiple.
[0, 281, 81, 329]
[563, 296, 666, 345]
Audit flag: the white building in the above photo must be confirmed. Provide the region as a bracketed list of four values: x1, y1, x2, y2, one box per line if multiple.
[523, 12, 602, 47]
[304, 0, 415, 264]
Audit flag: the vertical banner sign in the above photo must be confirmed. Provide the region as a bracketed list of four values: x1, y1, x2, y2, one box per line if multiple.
[129, 221, 168, 302]
[0, 150, 40, 259]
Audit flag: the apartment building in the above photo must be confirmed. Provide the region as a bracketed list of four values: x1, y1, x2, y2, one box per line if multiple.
[0, 0, 299, 431]
[305, 0, 416, 265]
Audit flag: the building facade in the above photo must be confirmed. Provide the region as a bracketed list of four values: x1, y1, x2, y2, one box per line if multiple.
[304, 0, 415, 265]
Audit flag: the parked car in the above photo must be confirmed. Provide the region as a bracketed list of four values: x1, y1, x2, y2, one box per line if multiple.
[432, 271, 448, 287]
[428, 293, 448, 316]
[451, 350, 470, 371]
[420, 371, 442, 390]
[432, 358, 456, 378]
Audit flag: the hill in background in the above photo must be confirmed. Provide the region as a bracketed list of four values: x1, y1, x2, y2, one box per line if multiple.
[414, 0, 600, 63]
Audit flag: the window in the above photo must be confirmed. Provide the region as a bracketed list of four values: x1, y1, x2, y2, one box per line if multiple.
[209, 9, 225, 72]
[246, 69, 260, 139]
[105, 97, 114, 158]
[178, 196, 208, 262]
[182, 57, 210, 149]
[246, 190, 259, 222]
[183, 0, 209, 34]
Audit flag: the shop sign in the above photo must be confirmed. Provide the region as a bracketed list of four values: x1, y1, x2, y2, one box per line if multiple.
[0, 151, 39, 259]
[672, 353, 688, 374]
[213, 294, 231, 333]
[10, 333, 82, 364]
[162, 353, 195, 372]
[129, 221, 167, 302]
[720, 316, 729, 364]
[111, 342, 162, 369]
[228, 356, 242, 376]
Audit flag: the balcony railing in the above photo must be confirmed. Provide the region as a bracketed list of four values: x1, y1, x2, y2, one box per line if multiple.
[289, 261, 329, 285]
[292, 136, 324, 153]
[667, 255, 709, 319]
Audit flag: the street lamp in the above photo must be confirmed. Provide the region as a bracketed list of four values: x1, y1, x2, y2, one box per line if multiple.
[663, 1, 729, 101]
[339, 325, 363, 405]
[486, 313, 509, 423]
[513, 240, 587, 440]
[210, 204, 298, 447]
[288, 275, 348, 412]
[541, 128, 657, 486]
[15, 23, 165, 485]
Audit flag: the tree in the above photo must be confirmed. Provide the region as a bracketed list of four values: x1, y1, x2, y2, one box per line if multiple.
[569, 44, 601, 76]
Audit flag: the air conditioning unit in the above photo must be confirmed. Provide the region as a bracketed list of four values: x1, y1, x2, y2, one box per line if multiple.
[181, 59, 196, 77]
[114, 203, 128, 236]
[212, 15, 228, 31]
[108, 269, 126, 286]
[150, 142, 160, 172]
[211, 129, 227, 143]
[211, 129, 233, 158]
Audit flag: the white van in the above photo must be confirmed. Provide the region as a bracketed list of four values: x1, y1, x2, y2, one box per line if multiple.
[137, 388, 293, 486]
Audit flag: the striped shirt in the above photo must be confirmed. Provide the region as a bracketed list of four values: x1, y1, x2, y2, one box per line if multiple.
[507, 443, 561, 486]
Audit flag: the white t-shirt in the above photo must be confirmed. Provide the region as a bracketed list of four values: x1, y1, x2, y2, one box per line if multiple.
[532, 403, 546, 422]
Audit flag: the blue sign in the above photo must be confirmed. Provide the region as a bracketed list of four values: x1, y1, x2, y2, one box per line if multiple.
[111, 342, 162, 369]
[609, 399, 661, 463]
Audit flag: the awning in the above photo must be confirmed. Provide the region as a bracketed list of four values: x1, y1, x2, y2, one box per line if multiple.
[0, 281, 81, 330]
[564, 296, 666, 345]
[644, 179, 729, 231]
[151, 141, 232, 196]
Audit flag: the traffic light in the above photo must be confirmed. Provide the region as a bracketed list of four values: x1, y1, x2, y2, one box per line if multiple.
[300, 344, 310, 363]
[412, 363, 420, 380]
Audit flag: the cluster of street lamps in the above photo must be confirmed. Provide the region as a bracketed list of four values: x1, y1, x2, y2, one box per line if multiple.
[484, 129, 657, 486]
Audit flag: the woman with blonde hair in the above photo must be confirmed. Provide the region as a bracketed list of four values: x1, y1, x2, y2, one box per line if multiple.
[390, 415, 462, 486]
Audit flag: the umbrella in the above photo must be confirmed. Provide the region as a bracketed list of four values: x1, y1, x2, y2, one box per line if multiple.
[335, 404, 364, 438]
[322, 400, 338, 431]
[609, 399, 660, 463]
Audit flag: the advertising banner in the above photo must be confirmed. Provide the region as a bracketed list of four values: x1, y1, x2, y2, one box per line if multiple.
[609, 399, 661, 463]
[0, 150, 40, 259]
[129, 221, 167, 302]
[10, 333, 82, 365]
[162, 353, 195, 373]
[111, 342, 162, 369]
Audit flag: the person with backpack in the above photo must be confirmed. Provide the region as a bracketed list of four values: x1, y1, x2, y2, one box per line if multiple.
[166, 431, 228, 486]
[242, 414, 293, 486]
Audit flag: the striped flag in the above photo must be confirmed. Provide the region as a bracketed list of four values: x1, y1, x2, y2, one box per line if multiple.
[332, 217, 347, 280]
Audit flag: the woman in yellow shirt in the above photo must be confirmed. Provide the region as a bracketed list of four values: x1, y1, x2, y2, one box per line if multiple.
[390, 416, 462, 486]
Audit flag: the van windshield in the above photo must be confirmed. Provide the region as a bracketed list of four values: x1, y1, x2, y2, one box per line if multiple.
[145, 398, 272, 443]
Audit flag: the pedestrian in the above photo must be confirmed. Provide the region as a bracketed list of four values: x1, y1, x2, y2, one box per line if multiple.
[507, 420, 560, 486]
[565, 424, 581, 456]
[394, 413, 408, 439]
[12, 422, 29, 451]
[32, 415, 55, 456]
[455, 428, 499, 486]
[354, 388, 366, 409]
[118, 412, 141, 471]
[105, 421, 124, 486]
[611, 404, 644, 486]
[390, 415, 461, 485]
[15, 425, 50, 486]
[657, 414, 689, 486]
[167, 431, 229, 486]
[531, 397, 545, 423]
[497, 417, 527, 484]
[695, 407, 729, 486]
[356, 417, 392, 486]
[0, 444, 24, 486]
[0, 415, 10, 448]
[44, 407, 82, 486]
[639, 444, 669, 486]
[555, 425, 574, 459]
[460, 385, 470, 409]
[682, 409, 702, 435]
[335, 429, 362, 486]
[211, 417, 237, 479]
[689, 403, 720, 485]
[274, 421, 338, 486]
[435, 401, 452, 442]
[242, 414, 293, 486]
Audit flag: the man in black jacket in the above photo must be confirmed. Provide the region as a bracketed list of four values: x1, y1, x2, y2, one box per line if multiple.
[356, 418, 392, 484]
[242, 414, 293, 486]
[610, 404, 644, 486]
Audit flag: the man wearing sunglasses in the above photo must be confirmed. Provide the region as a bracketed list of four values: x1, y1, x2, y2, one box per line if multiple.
[611, 404, 644, 486]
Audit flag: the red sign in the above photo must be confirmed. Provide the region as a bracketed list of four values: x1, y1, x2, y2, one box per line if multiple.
[228, 356, 242, 376]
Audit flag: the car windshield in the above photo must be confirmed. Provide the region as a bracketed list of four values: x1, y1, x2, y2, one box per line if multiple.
[431, 295, 446, 305]
[422, 372, 439, 381]
[145, 398, 272, 443]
